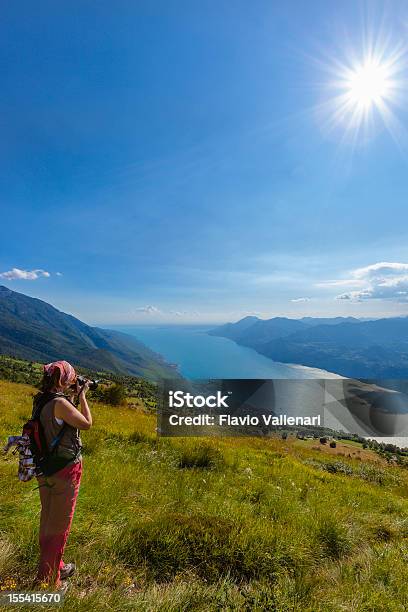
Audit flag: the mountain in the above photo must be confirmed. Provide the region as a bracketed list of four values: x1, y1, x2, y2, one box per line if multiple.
[210, 315, 408, 378]
[207, 316, 259, 341]
[208, 316, 307, 345]
[0, 285, 176, 380]
[300, 316, 360, 326]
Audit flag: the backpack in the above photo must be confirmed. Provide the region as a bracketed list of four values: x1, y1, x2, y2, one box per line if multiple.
[22, 392, 76, 478]
[3, 434, 36, 482]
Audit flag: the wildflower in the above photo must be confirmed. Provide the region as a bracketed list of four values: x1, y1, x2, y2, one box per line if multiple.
[0, 577, 17, 591]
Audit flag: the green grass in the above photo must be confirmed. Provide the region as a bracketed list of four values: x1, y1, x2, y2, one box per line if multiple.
[1, 380, 408, 610]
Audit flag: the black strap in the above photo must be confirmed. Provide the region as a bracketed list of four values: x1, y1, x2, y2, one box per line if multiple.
[49, 422, 69, 453]
[33, 392, 64, 419]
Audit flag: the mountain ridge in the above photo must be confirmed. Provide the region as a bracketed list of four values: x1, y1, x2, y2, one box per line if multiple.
[0, 285, 176, 380]
[210, 314, 408, 378]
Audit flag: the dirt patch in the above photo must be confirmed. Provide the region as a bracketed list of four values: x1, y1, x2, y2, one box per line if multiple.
[301, 439, 385, 464]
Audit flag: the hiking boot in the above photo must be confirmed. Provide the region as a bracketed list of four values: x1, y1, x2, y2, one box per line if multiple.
[60, 563, 76, 580]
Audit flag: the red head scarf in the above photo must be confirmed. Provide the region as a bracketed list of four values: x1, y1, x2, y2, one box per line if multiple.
[43, 360, 76, 387]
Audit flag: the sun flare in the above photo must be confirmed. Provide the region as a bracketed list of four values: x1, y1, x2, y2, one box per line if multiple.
[317, 35, 408, 145]
[346, 59, 391, 109]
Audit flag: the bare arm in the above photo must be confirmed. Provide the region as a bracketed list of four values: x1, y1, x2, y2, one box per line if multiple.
[77, 383, 93, 429]
[54, 382, 93, 430]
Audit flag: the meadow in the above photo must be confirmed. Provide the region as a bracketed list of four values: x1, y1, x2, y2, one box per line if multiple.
[1, 379, 408, 611]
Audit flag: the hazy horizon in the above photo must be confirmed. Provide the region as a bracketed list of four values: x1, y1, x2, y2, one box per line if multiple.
[1, 282, 407, 327]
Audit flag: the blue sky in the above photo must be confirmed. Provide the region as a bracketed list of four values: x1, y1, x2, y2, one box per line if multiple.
[2, 0, 408, 324]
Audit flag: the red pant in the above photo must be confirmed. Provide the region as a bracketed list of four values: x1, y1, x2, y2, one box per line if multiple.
[36, 461, 82, 586]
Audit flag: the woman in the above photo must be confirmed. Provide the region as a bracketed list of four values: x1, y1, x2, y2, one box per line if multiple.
[33, 360, 93, 588]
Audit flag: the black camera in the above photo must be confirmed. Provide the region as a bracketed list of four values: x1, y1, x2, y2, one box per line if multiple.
[76, 375, 99, 391]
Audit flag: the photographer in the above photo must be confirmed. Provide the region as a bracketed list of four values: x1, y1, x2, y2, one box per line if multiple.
[32, 360, 93, 589]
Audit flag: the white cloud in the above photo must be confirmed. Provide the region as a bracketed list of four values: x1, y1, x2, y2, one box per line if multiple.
[134, 305, 161, 314]
[334, 262, 408, 302]
[336, 293, 352, 300]
[0, 268, 50, 280]
[169, 310, 200, 318]
[290, 297, 311, 303]
[132, 306, 200, 320]
[336, 291, 371, 301]
[352, 262, 408, 280]
[56, 272, 63, 277]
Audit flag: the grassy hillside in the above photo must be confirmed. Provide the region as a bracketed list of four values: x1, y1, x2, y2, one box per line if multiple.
[1, 379, 408, 611]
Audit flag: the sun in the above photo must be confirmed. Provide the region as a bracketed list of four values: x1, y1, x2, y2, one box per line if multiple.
[316, 36, 408, 145]
[346, 59, 391, 110]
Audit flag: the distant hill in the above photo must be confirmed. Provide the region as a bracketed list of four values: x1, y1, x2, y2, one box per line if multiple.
[209, 316, 308, 345]
[300, 316, 360, 326]
[207, 316, 260, 341]
[0, 285, 176, 380]
[210, 315, 408, 378]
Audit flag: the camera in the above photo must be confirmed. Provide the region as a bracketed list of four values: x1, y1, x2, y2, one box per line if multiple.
[76, 375, 99, 391]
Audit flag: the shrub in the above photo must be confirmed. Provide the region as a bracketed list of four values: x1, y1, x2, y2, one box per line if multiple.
[178, 443, 223, 469]
[316, 518, 351, 559]
[329, 441, 337, 448]
[303, 459, 353, 476]
[357, 464, 388, 485]
[103, 383, 127, 406]
[323, 461, 353, 476]
[320, 437, 327, 445]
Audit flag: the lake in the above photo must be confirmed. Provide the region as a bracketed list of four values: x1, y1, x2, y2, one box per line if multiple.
[111, 324, 407, 447]
[112, 324, 339, 379]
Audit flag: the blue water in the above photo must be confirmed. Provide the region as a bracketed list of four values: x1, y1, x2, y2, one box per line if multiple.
[111, 324, 337, 380]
